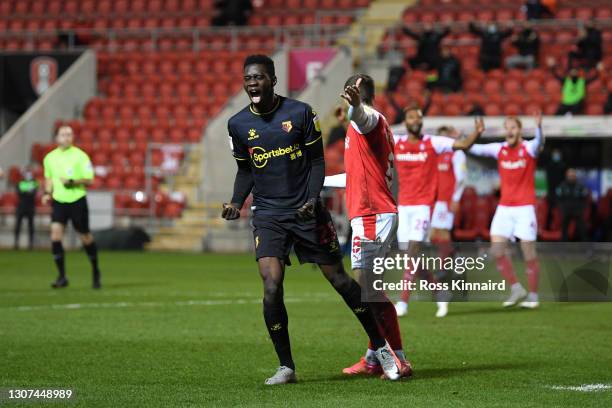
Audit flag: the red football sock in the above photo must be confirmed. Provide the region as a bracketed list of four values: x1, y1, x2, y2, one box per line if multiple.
[434, 237, 454, 259]
[400, 265, 416, 302]
[496, 255, 517, 285]
[370, 300, 403, 351]
[526, 258, 540, 293]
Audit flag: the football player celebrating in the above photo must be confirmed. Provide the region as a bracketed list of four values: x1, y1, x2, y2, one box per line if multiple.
[326, 74, 412, 378]
[394, 107, 484, 317]
[468, 113, 544, 309]
[222, 55, 402, 385]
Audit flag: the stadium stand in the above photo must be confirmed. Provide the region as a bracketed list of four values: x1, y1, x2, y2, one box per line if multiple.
[1, 0, 610, 244]
[0, 0, 371, 221]
[376, 0, 611, 121]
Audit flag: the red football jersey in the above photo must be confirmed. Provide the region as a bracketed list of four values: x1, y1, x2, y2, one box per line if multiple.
[469, 140, 537, 206]
[344, 110, 397, 220]
[436, 150, 466, 204]
[394, 134, 454, 206]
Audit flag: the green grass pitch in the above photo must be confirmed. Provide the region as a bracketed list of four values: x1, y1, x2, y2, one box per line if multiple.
[1, 250, 611, 407]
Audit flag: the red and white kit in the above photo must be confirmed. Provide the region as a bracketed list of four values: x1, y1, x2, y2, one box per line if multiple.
[325, 105, 397, 269]
[468, 129, 543, 241]
[394, 134, 455, 244]
[431, 150, 466, 230]
[345, 106, 397, 269]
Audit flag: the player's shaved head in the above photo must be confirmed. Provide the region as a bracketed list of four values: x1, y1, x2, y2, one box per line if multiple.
[244, 54, 275, 78]
[344, 74, 374, 106]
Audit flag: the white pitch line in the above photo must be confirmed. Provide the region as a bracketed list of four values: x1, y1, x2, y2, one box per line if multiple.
[4, 296, 335, 312]
[548, 384, 612, 392]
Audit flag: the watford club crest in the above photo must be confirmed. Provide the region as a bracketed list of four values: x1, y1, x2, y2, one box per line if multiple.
[281, 121, 293, 133]
[30, 56, 58, 96]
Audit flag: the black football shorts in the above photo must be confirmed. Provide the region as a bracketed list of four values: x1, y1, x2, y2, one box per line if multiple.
[51, 196, 90, 234]
[251, 205, 342, 265]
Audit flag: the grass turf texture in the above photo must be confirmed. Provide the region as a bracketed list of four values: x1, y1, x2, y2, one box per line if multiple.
[1, 250, 611, 407]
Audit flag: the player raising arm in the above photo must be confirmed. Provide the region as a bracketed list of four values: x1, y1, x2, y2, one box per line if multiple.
[221, 55, 402, 385]
[326, 75, 412, 378]
[468, 113, 544, 308]
[394, 107, 484, 317]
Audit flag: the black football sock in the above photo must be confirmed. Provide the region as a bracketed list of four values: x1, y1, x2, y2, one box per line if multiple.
[263, 295, 294, 370]
[51, 241, 65, 279]
[327, 269, 386, 350]
[83, 242, 100, 280]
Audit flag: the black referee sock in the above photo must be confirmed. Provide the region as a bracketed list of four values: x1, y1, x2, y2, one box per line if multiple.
[328, 271, 386, 350]
[51, 241, 65, 279]
[263, 298, 295, 370]
[83, 242, 100, 279]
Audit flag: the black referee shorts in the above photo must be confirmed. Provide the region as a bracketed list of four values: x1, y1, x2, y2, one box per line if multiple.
[252, 205, 342, 266]
[51, 196, 90, 234]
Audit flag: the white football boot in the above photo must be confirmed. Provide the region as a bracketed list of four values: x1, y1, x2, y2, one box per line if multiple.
[375, 342, 401, 381]
[395, 301, 408, 317]
[264, 366, 297, 385]
[502, 283, 527, 307]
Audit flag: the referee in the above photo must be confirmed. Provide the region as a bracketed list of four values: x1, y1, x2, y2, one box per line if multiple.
[42, 125, 101, 289]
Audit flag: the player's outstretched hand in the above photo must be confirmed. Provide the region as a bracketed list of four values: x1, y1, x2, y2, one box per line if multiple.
[474, 117, 485, 136]
[533, 110, 542, 128]
[296, 198, 317, 221]
[221, 203, 241, 220]
[42, 193, 51, 205]
[340, 78, 362, 107]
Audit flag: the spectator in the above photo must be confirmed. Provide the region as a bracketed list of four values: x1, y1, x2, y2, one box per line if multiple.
[524, 0, 556, 19]
[326, 106, 347, 147]
[426, 46, 462, 93]
[549, 58, 603, 116]
[14, 165, 38, 250]
[545, 148, 566, 228]
[541, 0, 558, 17]
[569, 21, 603, 69]
[469, 23, 512, 71]
[402, 23, 450, 71]
[524, 0, 542, 20]
[385, 45, 407, 92]
[505, 21, 540, 70]
[556, 168, 590, 241]
[212, 0, 253, 26]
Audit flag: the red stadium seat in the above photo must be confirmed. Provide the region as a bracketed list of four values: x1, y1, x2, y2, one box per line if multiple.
[524, 79, 541, 94]
[443, 103, 462, 116]
[586, 104, 604, 115]
[544, 79, 561, 94]
[484, 104, 502, 116]
[503, 79, 522, 94]
[505, 103, 522, 116]
[484, 79, 501, 94]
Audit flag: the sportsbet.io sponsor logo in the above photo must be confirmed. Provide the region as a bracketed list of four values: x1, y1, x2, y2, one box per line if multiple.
[250, 144, 302, 168]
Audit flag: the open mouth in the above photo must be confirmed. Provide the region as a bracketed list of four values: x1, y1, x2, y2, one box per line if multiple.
[248, 88, 262, 104]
